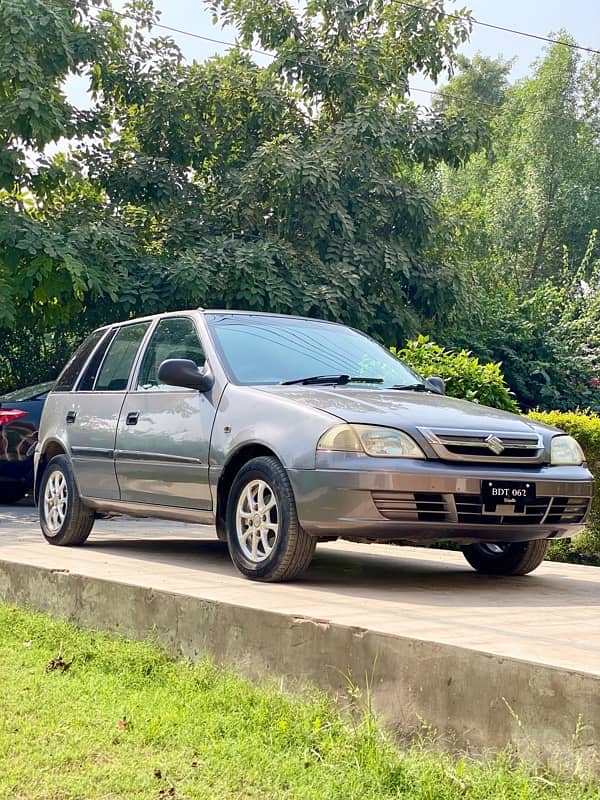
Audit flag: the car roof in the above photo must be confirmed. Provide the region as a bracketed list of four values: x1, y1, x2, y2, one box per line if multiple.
[100, 309, 344, 329]
[202, 309, 338, 323]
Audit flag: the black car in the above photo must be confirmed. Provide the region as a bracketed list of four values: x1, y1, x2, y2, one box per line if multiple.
[0, 381, 54, 504]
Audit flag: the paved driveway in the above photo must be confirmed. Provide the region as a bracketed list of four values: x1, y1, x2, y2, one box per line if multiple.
[1, 501, 599, 676]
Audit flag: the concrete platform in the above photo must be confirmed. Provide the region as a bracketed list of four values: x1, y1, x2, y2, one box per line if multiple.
[1, 503, 599, 773]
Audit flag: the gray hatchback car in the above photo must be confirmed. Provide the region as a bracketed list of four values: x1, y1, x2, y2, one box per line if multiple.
[35, 309, 594, 581]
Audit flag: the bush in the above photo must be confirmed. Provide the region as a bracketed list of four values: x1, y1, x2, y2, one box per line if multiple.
[528, 410, 600, 560]
[395, 334, 519, 412]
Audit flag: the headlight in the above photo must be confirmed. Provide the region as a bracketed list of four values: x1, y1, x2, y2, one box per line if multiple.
[317, 424, 426, 459]
[550, 435, 585, 465]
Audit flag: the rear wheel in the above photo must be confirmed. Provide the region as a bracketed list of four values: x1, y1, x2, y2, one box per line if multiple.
[226, 456, 316, 581]
[39, 455, 94, 546]
[462, 540, 549, 576]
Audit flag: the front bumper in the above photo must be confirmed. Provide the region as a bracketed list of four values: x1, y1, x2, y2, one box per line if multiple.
[288, 454, 594, 543]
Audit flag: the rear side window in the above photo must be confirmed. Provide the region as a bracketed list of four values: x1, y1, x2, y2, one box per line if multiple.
[77, 328, 117, 391]
[94, 322, 151, 392]
[54, 329, 108, 392]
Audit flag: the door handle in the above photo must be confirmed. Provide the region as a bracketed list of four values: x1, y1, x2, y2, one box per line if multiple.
[66, 411, 77, 424]
[126, 411, 140, 426]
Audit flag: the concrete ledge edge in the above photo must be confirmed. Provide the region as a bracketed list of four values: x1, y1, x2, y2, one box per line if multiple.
[0, 557, 598, 775]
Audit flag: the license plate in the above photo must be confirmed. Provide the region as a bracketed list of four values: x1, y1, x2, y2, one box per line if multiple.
[481, 480, 536, 507]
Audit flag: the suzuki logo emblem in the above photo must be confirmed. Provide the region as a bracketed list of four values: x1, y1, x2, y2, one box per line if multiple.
[485, 434, 505, 455]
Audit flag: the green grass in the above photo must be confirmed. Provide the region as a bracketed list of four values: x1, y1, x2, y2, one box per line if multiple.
[0, 605, 598, 800]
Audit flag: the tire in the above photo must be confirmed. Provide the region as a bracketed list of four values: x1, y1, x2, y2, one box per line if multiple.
[0, 484, 26, 505]
[39, 455, 94, 546]
[462, 540, 549, 576]
[226, 456, 316, 581]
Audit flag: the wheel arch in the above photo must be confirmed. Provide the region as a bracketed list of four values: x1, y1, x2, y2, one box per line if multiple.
[34, 439, 69, 504]
[215, 443, 283, 538]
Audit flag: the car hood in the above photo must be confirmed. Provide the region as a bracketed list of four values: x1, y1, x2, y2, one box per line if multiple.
[256, 386, 555, 435]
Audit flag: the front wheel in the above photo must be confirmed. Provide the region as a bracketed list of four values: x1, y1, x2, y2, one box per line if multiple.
[226, 456, 316, 581]
[39, 455, 94, 546]
[462, 540, 549, 576]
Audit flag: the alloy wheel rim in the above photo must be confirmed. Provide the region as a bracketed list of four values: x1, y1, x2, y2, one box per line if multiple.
[479, 543, 509, 556]
[235, 479, 279, 563]
[43, 470, 68, 535]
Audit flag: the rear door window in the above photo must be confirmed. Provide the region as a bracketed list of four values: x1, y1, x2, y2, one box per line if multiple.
[93, 322, 151, 392]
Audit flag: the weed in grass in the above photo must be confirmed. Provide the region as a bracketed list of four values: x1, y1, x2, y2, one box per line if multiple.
[0, 603, 598, 799]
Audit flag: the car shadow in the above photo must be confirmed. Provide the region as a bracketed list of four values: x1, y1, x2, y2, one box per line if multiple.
[80, 530, 600, 609]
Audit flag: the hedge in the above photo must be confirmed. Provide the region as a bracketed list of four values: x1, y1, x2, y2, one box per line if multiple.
[528, 411, 600, 559]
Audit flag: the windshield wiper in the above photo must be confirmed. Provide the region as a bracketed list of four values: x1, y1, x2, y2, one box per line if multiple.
[281, 374, 384, 386]
[390, 383, 429, 392]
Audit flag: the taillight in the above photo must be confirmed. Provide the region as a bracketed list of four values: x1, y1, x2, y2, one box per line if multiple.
[0, 409, 27, 426]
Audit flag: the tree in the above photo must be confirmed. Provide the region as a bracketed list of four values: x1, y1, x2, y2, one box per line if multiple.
[0, 0, 164, 402]
[83, 0, 478, 344]
[0, 0, 486, 390]
[435, 42, 600, 409]
[433, 53, 513, 152]
[438, 40, 600, 292]
[0, 0, 119, 323]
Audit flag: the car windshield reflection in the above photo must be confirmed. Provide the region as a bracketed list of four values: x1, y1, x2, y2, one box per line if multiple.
[207, 314, 422, 388]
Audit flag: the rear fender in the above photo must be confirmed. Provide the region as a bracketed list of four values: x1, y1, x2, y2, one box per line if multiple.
[34, 438, 71, 504]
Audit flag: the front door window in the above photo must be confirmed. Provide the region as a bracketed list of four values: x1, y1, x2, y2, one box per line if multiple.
[137, 318, 205, 391]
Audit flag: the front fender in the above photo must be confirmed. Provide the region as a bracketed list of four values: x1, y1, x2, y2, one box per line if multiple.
[210, 384, 341, 470]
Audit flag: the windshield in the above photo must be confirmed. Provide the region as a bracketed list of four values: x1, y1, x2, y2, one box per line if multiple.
[206, 314, 423, 388]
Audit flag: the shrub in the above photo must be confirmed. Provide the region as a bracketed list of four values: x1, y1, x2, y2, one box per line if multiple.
[528, 410, 600, 559]
[395, 334, 519, 413]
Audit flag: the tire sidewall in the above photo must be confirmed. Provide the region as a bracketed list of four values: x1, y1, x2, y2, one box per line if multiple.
[463, 540, 544, 575]
[226, 460, 294, 579]
[39, 455, 78, 544]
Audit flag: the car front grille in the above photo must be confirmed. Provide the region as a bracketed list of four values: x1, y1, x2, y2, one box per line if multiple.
[417, 428, 544, 464]
[455, 493, 550, 525]
[372, 491, 449, 522]
[372, 491, 591, 526]
[545, 497, 592, 525]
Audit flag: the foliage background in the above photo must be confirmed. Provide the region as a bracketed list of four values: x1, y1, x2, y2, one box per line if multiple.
[1, 0, 600, 557]
[1, 0, 600, 417]
[396, 335, 518, 412]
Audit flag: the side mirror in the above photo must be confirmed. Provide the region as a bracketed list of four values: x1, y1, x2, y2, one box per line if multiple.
[426, 376, 445, 395]
[157, 359, 214, 392]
